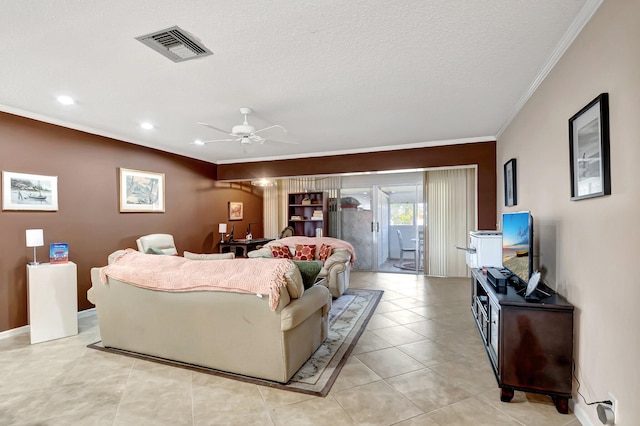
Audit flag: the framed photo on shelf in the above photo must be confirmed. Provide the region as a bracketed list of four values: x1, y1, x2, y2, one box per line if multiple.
[2, 171, 58, 211]
[504, 158, 517, 207]
[119, 168, 165, 212]
[569, 93, 611, 201]
[228, 201, 243, 220]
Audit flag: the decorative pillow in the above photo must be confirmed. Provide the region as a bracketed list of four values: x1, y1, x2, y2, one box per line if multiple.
[270, 245, 292, 259]
[318, 244, 332, 263]
[293, 260, 323, 289]
[294, 244, 316, 261]
[183, 251, 235, 260]
[145, 246, 165, 255]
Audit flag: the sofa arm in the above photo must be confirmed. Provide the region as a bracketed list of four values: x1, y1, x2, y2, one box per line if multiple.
[323, 248, 350, 272]
[280, 285, 331, 332]
[247, 247, 273, 258]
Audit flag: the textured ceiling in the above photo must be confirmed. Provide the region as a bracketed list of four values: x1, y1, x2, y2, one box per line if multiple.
[0, 0, 598, 164]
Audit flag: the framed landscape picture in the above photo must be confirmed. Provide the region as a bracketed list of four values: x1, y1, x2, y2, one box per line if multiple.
[569, 93, 611, 201]
[2, 171, 58, 211]
[119, 168, 165, 212]
[228, 201, 243, 220]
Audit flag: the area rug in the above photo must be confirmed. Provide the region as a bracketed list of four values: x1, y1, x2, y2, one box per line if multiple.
[393, 261, 423, 271]
[88, 288, 383, 397]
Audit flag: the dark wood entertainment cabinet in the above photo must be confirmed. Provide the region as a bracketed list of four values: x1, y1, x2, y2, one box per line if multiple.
[470, 268, 574, 413]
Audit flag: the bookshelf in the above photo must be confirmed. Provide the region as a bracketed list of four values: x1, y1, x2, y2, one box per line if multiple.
[287, 192, 328, 237]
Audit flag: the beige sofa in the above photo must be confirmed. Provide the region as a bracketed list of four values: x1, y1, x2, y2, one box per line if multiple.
[88, 251, 331, 383]
[249, 241, 351, 298]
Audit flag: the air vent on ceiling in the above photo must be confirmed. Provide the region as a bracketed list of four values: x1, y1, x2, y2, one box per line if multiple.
[136, 25, 212, 63]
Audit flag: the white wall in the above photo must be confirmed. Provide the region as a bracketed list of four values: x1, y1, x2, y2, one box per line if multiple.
[498, 1, 639, 423]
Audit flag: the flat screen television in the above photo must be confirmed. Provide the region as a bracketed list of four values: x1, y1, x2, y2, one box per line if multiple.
[501, 211, 533, 286]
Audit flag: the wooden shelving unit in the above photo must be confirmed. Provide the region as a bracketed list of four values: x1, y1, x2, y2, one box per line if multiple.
[287, 192, 328, 237]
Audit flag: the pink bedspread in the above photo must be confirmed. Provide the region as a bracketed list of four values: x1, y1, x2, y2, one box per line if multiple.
[99, 249, 292, 310]
[268, 236, 356, 265]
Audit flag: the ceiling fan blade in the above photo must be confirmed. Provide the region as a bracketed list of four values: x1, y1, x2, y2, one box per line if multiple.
[197, 122, 232, 135]
[253, 124, 287, 135]
[266, 138, 299, 145]
[196, 138, 239, 144]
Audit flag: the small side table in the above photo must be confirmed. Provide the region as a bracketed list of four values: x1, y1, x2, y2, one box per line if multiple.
[27, 262, 78, 344]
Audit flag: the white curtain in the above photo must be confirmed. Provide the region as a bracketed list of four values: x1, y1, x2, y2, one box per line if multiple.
[425, 168, 476, 277]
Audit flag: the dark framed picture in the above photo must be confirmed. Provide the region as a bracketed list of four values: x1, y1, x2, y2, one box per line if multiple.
[569, 93, 611, 201]
[228, 201, 243, 220]
[504, 158, 517, 207]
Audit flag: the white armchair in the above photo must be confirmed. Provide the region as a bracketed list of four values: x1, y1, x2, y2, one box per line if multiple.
[136, 234, 178, 255]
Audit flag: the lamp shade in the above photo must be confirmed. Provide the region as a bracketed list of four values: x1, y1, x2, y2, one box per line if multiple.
[26, 229, 44, 247]
[218, 223, 227, 233]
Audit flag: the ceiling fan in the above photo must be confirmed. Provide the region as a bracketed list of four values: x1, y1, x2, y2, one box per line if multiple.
[195, 107, 297, 146]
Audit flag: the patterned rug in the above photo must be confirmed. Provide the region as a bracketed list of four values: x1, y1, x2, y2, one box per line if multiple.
[88, 288, 383, 397]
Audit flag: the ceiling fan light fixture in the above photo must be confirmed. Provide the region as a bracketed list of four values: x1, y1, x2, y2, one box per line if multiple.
[251, 178, 275, 187]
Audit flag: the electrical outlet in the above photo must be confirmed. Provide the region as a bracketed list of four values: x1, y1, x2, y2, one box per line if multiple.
[608, 392, 617, 423]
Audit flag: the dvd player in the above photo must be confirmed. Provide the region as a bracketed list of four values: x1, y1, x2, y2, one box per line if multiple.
[487, 268, 506, 289]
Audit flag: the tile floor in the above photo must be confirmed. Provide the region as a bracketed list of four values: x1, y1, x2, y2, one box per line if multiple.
[0, 272, 580, 425]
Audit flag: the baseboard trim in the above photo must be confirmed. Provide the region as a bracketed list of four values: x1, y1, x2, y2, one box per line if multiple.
[78, 307, 96, 318]
[573, 401, 593, 426]
[0, 308, 97, 340]
[0, 325, 29, 340]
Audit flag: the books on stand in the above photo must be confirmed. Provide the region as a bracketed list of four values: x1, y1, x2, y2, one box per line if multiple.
[311, 210, 323, 220]
[50, 243, 69, 264]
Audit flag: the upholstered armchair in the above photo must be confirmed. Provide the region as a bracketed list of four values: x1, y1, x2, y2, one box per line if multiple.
[136, 234, 178, 255]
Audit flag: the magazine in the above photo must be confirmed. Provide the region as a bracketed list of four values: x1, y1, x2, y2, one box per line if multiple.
[50, 243, 69, 264]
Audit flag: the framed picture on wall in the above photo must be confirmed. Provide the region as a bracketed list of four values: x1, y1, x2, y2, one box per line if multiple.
[119, 168, 165, 212]
[504, 159, 517, 207]
[569, 93, 611, 201]
[228, 201, 243, 220]
[2, 171, 58, 211]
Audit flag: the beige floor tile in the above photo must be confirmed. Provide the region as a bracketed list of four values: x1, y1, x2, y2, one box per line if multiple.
[397, 339, 463, 368]
[270, 395, 354, 426]
[330, 356, 382, 393]
[373, 300, 405, 314]
[115, 367, 193, 426]
[355, 347, 425, 378]
[195, 410, 274, 426]
[0, 387, 54, 425]
[403, 319, 465, 340]
[393, 413, 441, 426]
[333, 380, 423, 425]
[352, 330, 394, 355]
[477, 389, 576, 426]
[192, 373, 267, 412]
[0, 272, 578, 425]
[433, 330, 487, 359]
[388, 297, 428, 309]
[258, 386, 316, 409]
[366, 313, 400, 330]
[387, 368, 472, 413]
[429, 356, 498, 395]
[381, 309, 428, 325]
[371, 325, 428, 346]
[427, 396, 523, 425]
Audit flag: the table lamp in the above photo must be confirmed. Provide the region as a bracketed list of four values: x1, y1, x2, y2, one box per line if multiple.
[26, 229, 44, 265]
[218, 223, 227, 243]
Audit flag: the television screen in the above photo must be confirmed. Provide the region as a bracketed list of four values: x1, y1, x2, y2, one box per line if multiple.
[502, 211, 533, 285]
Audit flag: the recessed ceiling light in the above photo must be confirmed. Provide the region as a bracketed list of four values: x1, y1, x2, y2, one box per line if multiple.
[140, 122, 154, 130]
[193, 139, 205, 146]
[56, 95, 75, 105]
